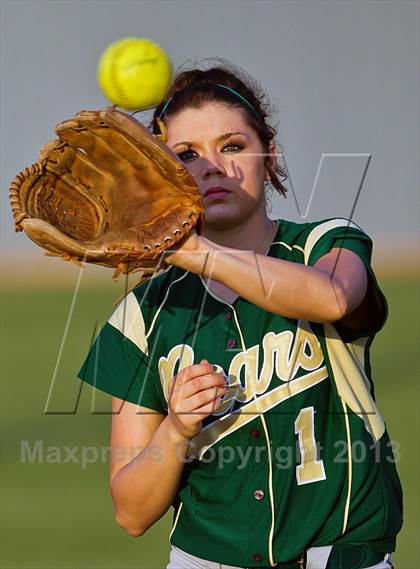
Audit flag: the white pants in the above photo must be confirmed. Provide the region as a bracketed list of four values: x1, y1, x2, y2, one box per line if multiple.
[167, 545, 393, 569]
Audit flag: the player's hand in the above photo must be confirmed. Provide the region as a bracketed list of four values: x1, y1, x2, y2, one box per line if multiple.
[164, 230, 209, 270]
[166, 359, 227, 440]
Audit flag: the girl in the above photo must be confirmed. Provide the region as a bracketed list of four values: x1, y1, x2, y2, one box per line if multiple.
[78, 60, 402, 569]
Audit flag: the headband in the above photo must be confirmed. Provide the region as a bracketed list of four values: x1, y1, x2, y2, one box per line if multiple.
[158, 83, 259, 118]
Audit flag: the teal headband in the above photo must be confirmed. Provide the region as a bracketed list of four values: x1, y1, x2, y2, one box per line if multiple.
[158, 83, 259, 118]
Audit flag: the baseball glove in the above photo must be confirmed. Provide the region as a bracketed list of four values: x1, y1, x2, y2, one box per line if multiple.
[9, 107, 204, 280]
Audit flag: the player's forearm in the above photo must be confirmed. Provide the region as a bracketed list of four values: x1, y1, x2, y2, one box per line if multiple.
[169, 237, 347, 323]
[111, 416, 189, 537]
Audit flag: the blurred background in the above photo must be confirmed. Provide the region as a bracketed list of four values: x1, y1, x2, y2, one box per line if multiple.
[1, 1, 418, 567]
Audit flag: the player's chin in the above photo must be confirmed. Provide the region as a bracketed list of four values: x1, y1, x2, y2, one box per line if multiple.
[203, 206, 243, 230]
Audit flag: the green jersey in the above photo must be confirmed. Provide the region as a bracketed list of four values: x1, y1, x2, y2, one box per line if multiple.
[78, 218, 402, 567]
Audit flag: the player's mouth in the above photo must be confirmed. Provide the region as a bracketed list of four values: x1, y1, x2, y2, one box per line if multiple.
[204, 186, 231, 200]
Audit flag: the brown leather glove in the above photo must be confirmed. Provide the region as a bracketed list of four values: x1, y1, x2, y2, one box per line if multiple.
[9, 107, 204, 279]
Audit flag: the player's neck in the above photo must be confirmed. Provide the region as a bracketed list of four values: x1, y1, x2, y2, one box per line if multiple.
[203, 215, 278, 255]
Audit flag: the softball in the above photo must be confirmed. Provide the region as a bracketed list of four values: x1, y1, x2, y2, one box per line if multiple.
[97, 37, 172, 110]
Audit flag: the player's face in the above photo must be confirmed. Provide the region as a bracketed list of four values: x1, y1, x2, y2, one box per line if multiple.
[165, 102, 274, 229]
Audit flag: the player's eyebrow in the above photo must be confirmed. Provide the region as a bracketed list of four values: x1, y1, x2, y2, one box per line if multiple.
[171, 131, 249, 149]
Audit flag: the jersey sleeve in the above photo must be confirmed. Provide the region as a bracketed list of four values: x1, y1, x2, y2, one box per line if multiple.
[77, 291, 166, 414]
[303, 218, 388, 335]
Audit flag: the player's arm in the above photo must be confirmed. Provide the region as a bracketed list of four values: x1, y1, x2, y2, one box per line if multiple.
[165, 235, 373, 327]
[110, 400, 186, 537]
[110, 360, 226, 537]
[311, 246, 383, 330]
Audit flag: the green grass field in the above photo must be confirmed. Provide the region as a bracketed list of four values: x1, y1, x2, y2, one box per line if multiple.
[1, 273, 419, 568]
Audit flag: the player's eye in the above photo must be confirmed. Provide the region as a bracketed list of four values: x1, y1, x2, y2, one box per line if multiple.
[177, 149, 196, 162]
[177, 142, 244, 162]
[221, 143, 244, 153]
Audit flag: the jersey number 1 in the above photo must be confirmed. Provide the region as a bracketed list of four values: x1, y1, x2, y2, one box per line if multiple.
[294, 406, 326, 485]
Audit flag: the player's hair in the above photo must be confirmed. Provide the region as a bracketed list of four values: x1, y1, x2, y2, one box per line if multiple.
[150, 58, 288, 197]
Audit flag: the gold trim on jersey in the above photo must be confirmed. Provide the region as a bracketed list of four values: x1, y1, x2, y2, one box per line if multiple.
[341, 399, 352, 534]
[303, 218, 362, 265]
[272, 240, 292, 251]
[323, 323, 385, 442]
[234, 304, 277, 569]
[169, 502, 183, 541]
[146, 272, 190, 341]
[108, 292, 149, 355]
[259, 409, 276, 567]
[270, 241, 304, 255]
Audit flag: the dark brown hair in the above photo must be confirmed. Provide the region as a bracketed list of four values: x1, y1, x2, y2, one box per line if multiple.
[149, 58, 287, 197]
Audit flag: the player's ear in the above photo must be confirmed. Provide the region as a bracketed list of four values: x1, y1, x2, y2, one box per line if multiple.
[264, 143, 279, 181]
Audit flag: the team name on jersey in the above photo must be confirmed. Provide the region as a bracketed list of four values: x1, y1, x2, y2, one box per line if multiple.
[158, 320, 326, 414]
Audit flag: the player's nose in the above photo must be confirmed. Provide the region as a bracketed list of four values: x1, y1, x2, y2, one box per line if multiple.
[199, 154, 228, 180]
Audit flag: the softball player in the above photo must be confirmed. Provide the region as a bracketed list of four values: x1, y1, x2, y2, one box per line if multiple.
[78, 62, 402, 569]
